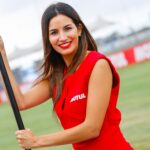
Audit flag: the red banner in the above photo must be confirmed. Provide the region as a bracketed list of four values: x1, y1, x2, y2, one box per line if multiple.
[108, 41, 150, 69]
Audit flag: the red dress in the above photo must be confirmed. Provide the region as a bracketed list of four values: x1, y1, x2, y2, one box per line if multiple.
[55, 51, 134, 150]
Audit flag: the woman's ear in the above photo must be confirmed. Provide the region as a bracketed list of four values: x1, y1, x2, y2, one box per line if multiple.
[78, 24, 82, 37]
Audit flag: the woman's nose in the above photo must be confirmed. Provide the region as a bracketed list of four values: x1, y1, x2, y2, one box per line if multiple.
[59, 32, 67, 41]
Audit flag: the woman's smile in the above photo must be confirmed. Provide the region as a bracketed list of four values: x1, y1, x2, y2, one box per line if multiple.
[58, 41, 72, 49]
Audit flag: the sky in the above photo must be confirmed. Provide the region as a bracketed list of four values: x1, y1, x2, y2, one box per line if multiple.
[0, 0, 150, 55]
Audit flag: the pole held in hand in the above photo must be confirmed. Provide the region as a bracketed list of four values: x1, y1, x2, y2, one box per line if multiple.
[0, 53, 31, 150]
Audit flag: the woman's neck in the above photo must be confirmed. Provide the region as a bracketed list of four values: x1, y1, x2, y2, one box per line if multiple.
[62, 51, 77, 67]
[62, 55, 74, 67]
[63, 50, 89, 67]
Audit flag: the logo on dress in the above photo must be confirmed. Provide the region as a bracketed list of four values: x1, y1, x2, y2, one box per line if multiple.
[70, 93, 86, 102]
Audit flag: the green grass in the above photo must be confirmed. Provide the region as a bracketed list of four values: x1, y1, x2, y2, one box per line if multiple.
[118, 61, 150, 150]
[0, 60, 150, 150]
[0, 100, 71, 150]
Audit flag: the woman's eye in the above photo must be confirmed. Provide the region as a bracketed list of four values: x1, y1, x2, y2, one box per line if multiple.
[64, 27, 72, 31]
[50, 31, 58, 36]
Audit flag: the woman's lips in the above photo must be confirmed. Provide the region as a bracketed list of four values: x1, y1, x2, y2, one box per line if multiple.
[59, 42, 72, 49]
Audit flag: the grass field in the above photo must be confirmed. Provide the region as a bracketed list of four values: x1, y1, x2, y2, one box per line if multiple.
[0, 60, 150, 150]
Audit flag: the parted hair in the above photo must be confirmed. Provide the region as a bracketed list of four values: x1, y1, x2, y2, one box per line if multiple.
[39, 2, 97, 107]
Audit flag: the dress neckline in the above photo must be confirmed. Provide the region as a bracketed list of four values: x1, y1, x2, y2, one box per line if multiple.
[64, 51, 95, 77]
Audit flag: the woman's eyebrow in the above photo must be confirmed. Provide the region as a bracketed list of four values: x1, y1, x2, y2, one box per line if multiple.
[49, 28, 57, 32]
[49, 23, 73, 32]
[64, 24, 72, 27]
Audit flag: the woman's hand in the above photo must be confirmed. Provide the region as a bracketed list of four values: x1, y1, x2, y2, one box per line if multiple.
[0, 36, 5, 52]
[16, 128, 38, 149]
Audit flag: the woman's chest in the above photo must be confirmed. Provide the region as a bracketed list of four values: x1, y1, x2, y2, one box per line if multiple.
[55, 74, 89, 121]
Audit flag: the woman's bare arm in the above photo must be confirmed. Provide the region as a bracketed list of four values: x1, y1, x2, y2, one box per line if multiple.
[0, 36, 51, 110]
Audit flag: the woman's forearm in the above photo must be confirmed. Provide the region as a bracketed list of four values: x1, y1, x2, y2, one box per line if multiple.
[34, 122, 99, 148]
[0, 50, 25, 109]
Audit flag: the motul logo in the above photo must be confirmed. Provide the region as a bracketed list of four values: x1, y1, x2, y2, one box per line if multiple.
[70, 93, 86, 102]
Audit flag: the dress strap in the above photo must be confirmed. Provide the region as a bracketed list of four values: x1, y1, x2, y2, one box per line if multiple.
[78, 51, 120, 87]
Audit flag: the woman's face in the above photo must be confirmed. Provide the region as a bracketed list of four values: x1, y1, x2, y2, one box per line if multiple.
[48, 14, 81, 58]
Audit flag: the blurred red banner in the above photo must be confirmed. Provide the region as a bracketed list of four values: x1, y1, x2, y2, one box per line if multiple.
[108, 41, 150, 68]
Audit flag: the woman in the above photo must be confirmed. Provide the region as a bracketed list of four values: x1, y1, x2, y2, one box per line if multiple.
[0, 2, 134, 150]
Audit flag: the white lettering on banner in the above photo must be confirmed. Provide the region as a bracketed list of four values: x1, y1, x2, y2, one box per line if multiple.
[70, 93, 86, 102]
[108, 52, 128, 68]
[134, 42, 150, 62]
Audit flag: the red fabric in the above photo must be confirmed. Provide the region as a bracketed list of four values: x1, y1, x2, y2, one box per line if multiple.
[124, 48, 136, 64]
[54, 51, 134, 150]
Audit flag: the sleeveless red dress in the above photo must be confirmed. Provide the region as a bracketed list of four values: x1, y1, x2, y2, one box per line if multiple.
[54, 51, 134, 150]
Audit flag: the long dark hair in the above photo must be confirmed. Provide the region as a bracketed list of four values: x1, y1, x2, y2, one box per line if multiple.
[39, 2, 97, 107]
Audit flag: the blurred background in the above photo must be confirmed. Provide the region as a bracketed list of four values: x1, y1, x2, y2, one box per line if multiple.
[0, 0, 150, 149]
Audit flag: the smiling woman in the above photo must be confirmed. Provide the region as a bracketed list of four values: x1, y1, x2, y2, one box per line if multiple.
[48, 14, 82, 65]
[0, 2, 134, 150]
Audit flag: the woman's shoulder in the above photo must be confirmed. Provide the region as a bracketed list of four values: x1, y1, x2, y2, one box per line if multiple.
[86, 50, 120, 87]
[82, 50, 106, 72]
